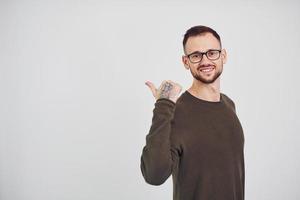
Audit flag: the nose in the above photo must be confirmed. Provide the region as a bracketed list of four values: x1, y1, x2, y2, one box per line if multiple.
[199, 53, 211, 65]
[201, 53, 210, 62]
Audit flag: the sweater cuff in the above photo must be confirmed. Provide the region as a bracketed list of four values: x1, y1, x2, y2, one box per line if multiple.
[155, 98, 176, 106]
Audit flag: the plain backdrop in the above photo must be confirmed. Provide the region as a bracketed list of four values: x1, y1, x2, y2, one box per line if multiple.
[0, 0, 299, 199]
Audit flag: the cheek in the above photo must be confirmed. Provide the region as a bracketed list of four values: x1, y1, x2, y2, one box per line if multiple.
[214, 60, 223, 67]
[189, 62, 198, 68]
[211, 61, 219, 67]
[220, 56, 226, 64]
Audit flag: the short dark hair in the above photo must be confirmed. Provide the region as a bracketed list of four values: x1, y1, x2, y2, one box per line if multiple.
[182, 25, 222, 54]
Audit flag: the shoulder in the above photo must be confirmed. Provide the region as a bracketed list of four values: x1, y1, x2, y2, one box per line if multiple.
[171, 92, 190, 115]
[221, 93, 236, 112]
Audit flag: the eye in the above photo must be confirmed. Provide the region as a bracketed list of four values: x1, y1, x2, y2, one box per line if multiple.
[208, 51, 217, 56]
[190, 53, 201, 59]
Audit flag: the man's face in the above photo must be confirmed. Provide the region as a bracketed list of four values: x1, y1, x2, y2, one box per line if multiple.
[182, 33, 227, 84]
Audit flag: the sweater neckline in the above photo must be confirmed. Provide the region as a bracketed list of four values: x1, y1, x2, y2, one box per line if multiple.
[184, 90, 225, 106]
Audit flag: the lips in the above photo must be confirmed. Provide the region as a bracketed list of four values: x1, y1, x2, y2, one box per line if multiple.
[199, 66, 215, 73]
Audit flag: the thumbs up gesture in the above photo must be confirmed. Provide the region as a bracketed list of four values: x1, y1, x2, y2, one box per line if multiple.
[145, 80, 182, 103]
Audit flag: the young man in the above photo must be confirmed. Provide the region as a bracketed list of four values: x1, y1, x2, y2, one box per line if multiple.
[141, 25, 245, 200]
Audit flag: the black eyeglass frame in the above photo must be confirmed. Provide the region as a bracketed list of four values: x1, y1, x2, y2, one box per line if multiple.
[186, 49, 222, 63]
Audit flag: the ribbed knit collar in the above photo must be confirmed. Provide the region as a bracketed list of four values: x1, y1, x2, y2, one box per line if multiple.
[184, 90, 225, 106]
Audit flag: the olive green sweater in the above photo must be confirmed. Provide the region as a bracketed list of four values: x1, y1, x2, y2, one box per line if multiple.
[140, 90, 245, 200]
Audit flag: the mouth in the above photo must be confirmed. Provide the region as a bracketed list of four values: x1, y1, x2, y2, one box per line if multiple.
[199, 66, 215, 74]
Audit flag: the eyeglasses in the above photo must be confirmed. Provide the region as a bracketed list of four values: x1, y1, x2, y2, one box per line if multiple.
[186, 49, 221, 63]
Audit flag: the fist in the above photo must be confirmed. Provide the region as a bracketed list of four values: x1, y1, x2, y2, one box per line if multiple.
[145, 80, 182, 103]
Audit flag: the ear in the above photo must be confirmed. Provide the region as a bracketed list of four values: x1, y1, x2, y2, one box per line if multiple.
[221, 49, 227, 64]
[182, 55, 190, 70]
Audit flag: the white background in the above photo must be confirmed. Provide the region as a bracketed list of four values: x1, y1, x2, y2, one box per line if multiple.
[1, 0, 299, 199]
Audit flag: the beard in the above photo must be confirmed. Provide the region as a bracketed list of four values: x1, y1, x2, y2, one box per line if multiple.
[190, 64, 223, 84]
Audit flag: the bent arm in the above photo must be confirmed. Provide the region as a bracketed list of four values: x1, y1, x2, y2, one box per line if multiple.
[140, 98, 176, 185]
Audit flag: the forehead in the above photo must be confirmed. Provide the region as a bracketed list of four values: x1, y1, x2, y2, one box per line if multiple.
[185, 33, 221, 54]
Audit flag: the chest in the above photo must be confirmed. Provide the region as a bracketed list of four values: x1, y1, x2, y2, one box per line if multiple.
[173, 107, 244, 158]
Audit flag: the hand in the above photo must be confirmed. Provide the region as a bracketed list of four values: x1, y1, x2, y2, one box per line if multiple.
[145, 80, 182, 103]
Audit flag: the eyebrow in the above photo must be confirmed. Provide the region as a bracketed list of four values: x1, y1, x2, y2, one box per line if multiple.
[187, 49, 221, 56]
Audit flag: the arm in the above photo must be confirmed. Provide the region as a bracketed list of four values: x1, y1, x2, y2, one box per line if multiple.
[140, 98, 178, 185]
[231, 100, 236, 113]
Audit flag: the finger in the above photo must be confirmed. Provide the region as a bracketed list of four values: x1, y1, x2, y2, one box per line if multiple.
[145, 81, 157, 96]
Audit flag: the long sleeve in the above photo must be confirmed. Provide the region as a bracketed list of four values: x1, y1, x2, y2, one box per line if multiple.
[140, 98, 178, 185]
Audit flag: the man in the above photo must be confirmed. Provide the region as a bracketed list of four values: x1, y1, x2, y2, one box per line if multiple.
[140, 25, 245, 200]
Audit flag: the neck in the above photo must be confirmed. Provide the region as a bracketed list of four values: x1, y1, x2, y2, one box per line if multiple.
[188, 77, 221, 102]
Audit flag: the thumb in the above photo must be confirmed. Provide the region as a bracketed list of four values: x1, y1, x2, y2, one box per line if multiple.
[145, 81, 157, 97]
